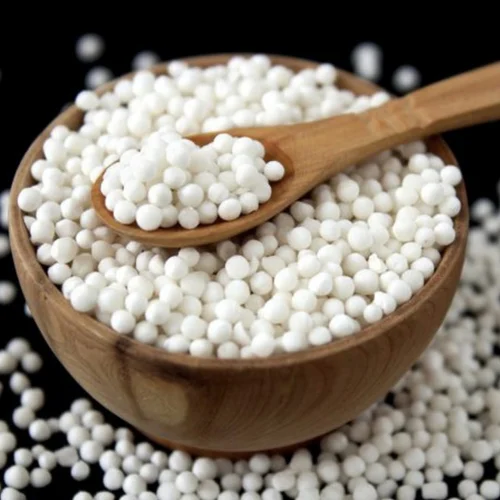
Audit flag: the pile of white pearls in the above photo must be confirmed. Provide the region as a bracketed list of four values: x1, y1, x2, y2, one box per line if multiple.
[17, 55, 461, 358]
[2, 193, 500, 498]
[101, 133, 284, 230]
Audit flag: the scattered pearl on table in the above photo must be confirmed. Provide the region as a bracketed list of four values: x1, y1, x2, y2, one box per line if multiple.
[0, 281, 16, 305]
[75, 34, 105, 63]
[393, 65, 422, 93]
[351, 42, 383, 81]
[3, 465, 30, 490]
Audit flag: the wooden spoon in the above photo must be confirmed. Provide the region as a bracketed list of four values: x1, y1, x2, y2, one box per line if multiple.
[92, 62, 500, 248]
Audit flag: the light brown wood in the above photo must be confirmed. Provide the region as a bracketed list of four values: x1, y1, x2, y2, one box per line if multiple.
[91, 62, 497, 248]
[9, 54, 468, 455]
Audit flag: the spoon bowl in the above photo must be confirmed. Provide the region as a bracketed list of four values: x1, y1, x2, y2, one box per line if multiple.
[91, 129, 298, 247]
[9, 54, 468, 455]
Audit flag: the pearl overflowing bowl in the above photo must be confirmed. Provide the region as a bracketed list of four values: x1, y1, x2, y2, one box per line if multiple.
[9, 54, 468, 455]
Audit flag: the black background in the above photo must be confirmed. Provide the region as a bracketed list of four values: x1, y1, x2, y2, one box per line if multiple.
[1, 16, 499, 498]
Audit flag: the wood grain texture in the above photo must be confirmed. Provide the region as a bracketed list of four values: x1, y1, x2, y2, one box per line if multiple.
[9, 54, 469, 455]
[91, 62, 497, 248]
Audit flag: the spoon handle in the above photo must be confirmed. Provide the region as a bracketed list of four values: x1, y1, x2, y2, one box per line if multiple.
[389, 61, 500, 136]
[288, 62, 500, 184]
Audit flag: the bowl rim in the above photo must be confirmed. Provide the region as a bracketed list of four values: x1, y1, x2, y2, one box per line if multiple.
[9, 53, 469, 372]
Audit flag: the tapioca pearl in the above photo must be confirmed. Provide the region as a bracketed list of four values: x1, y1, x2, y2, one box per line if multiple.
[18, 187, 44, 213]
[395, 186, 420, 207]
[110, 310, 136, 334]
[331, 276, 354, 301]
[440, 165, 462, 186]
[111, 200, 135, 225]
[178, 184, 204, 209]
[373, 291, 397, 315]
[392, 218, 417, 242]
[281, 330, 308, 353]
[420, 183, 445, 206]
[264, 161, 285, 181]
[225, 256, 251, 280]
[287, 227, 312, 251]
[434, 223, 456, 246]
[402, 269, 425, 293]
[70, 284, 99, 312]
[112, 291, 138, 319]
[353, 269, 379, 295]
[348, 226, 374, 252]
[55, 219, 80, 239]
[307, 272, 333, 297]
[295, 254, 321, 278]
[387, 279, 413, 304]
[121, 180, 146, 204]
[207, 183, 230, 205]
[363, 303, 383, 324]
[134, 205, 162, 231]
[345, 295, 368, 318]
[274, 268, 299, 292]
[336, 178, 360, 203]
[248, 272, 272, 296]
[215, 299, 242, 324]
[438, 196, 461, 217]
[261, 298, 290, 324]
[352, 196, 375, 219]
[291, 289, 317, 312]
[218, 199, 242, 221]
[176, 207, 198, 229]
[343, 253, 368, 277]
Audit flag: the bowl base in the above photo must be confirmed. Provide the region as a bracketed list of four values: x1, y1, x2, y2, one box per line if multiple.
[142, 430, 315, 458]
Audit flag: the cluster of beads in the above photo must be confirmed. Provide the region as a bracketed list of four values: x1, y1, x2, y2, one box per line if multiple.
[17, 55, 460, 357]
[101, 133, 284, 230]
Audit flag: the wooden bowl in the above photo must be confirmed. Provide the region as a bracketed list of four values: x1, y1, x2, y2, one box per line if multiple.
[9, 54, 468, 456]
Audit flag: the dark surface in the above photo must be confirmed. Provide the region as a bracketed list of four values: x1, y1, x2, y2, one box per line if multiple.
[0, 19, 499, 498]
